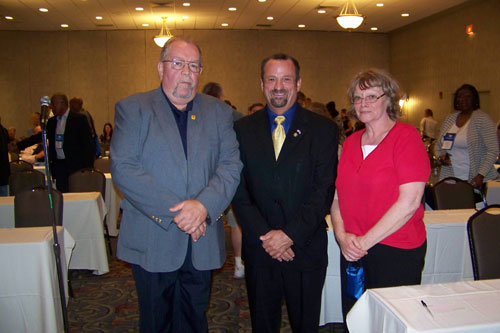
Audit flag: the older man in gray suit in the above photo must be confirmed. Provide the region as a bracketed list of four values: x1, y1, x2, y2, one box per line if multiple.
[110, 37, 242, 332]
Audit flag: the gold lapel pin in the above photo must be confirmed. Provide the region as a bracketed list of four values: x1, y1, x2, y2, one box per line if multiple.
[293, 132, 298, 137]
[191, 115, 196, 120]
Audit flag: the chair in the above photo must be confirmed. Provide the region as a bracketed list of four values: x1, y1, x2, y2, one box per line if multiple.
[68, 168, 112, 256]
[432, 177, 476, 210]
[93, 157, 111, 173]
[8, 169, 46, 196]
[14, 187, 63, 228]
[9, 160, 33, 174]
[467, 204, 500, 280]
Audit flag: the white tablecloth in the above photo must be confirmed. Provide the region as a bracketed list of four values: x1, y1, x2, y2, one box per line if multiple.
[104, 173, 122, 236]
[0, 192, 109, 274]
[347, 279, 500, 333]
[320, 209, 476, 325]
[0, 226, 75, 333]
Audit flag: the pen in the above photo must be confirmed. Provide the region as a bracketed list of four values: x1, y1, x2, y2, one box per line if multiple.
[420, 300, 434, 317]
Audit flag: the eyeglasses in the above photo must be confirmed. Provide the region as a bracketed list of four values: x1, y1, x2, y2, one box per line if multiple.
[352, 93, 385, 104]
[162, 58, 202, 73]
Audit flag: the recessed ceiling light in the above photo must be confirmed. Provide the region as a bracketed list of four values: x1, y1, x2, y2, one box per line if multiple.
[228, 7, 237, 11]
[258, 0, 266, 2]
[183, 2, 191, 6]
[221, 23, 229, 27]
[5, 16, 13, 20]
[183, 16, 189, 19]
[298, 24, 305, 28]
[135, 7, 144, 11]
[371, 27, 378, 31]
[96, 16, 103, 20]
[401, 13, 409, 17]
[317, 9, 326, 14]
[39, 8, 48, 12]
[376, 3, 384, 7]
[142, 23, 149, 27]
[61, 24, 69, 28]
[266, 16, 274, 20]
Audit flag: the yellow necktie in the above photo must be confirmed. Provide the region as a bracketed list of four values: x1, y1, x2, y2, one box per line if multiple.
[273, 116, 286, 160]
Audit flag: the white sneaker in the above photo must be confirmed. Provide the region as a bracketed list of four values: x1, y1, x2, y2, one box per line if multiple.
[234, 265, 245, 279]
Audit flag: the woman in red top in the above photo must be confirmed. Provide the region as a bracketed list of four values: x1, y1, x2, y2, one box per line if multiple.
[330, 69, 430, 319]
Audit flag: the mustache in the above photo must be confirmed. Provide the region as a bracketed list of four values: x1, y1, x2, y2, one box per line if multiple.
[271, 89, 288, 95]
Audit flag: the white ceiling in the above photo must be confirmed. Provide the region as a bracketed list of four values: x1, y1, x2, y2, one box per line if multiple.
[0, 0, 467, 33]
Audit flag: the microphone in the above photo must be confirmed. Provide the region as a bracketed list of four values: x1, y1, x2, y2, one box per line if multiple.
[40, 96, 50, 129]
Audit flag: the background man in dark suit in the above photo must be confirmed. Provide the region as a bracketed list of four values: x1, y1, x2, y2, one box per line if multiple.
[0, 117, 10, 196]
[232, 53, 338, 332]
[47, 93, 94, 192]
[111, 37, 242, 332]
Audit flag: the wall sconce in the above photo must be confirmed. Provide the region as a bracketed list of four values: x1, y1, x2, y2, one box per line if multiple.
[154, 17, 173, 47]
[399, 94, 408, 109]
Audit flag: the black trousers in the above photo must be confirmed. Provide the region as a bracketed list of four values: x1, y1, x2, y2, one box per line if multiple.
[245, 263, 327, 333]
[340, 240, 427, 320]
[131, 242, 211, 333]
[53, 159, 69, 193]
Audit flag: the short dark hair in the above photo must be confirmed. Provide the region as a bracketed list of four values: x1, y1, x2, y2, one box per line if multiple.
[50, 93, 68, 107]
[260, 53, 300, 81]
[453, 84, 480, 111]
[202, 82, 223, 99]
[425, 108, 433, 117]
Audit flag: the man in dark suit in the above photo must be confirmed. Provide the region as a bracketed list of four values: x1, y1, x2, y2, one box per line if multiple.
[232, 53, 338, 332]
[47, 93, 94, 192]
[111, 37, 242, 332]
[0, 118, 10, 196]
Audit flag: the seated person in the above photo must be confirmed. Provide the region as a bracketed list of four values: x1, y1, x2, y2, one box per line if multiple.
[19, 143, 44, 164]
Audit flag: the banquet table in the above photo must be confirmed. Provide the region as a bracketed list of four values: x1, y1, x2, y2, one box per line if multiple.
[104, 173, 122, 236]
[0, 192, 109, 275]
[347, 279, 500, 333]
[319, 209, 475, 325]
[0, 226, 74, 333]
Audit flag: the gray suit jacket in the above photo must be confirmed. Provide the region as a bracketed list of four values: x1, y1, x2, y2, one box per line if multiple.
[111, 88, 242, 272]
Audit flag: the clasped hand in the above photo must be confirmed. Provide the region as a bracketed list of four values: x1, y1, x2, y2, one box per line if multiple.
[337, 231, 367, 262]
[170, 200, 208, 242]
[260, 230, 294, 262]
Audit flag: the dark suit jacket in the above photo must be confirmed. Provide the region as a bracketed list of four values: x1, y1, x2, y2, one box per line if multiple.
[0, 125, 9, 185]
[47, 110, 94, 177]
[232, 105, 338, 271]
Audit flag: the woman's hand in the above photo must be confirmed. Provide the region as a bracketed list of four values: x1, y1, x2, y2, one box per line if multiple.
[470, 174, 484, 189]
[439, 153, 452, 166]
[336, 231, 367, 262]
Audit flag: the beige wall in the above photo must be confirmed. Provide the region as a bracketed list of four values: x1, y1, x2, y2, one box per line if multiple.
[0, 29, 389, 136]
[390, 0, 500, 128]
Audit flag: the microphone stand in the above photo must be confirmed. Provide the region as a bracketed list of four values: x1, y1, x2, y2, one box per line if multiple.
[40, 105, 70, 333]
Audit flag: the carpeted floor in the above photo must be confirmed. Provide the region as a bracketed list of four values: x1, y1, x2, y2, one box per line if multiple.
[67, 227, 344, 332]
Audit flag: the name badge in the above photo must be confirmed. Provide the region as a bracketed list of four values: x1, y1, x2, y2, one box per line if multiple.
[55, 134, 64, 149]
[441, 132, 456, 150]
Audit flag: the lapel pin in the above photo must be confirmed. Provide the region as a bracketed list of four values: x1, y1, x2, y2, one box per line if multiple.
[295, 129, 302, 136]
[191, 115, 196, 120]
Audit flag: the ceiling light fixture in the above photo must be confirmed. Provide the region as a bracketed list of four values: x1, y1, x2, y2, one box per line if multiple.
[183, 16, 189, 19]
[298, 24, 305, 28]
[371, 27, 378, 31]
[318, 9, 326, 14]
[258, 0, 266, 2]
[228, 7, 237, 11]
[336, 0, 364, 30]
[96, 16, 103, 20]
[221, 23, 229, 27]
[376, 3, 384, 7]
[183, 2, 191, 6]
[135, 7, 144, 11]
[266, 16, 274, 20]
[39, 8, 49, 12]
[5, 16, 13, 20]
[142, 23, 149, 27]
[401, 13, 409, 17]
[61, 24, 69, 28]
[153, 17, 173, 48]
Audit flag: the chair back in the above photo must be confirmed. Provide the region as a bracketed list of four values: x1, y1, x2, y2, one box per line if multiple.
[433, 177, 476, 210]
[93, 158, 111, 173]
[68, 168, 105, 197]
[9, 160, 33, 174]
[8, 169, 45, 196]
[467, 204, 500, 280]
[14, 187, 63, 227]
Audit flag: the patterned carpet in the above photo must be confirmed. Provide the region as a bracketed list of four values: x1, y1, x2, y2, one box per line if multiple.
[67, 227, 343, 332]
